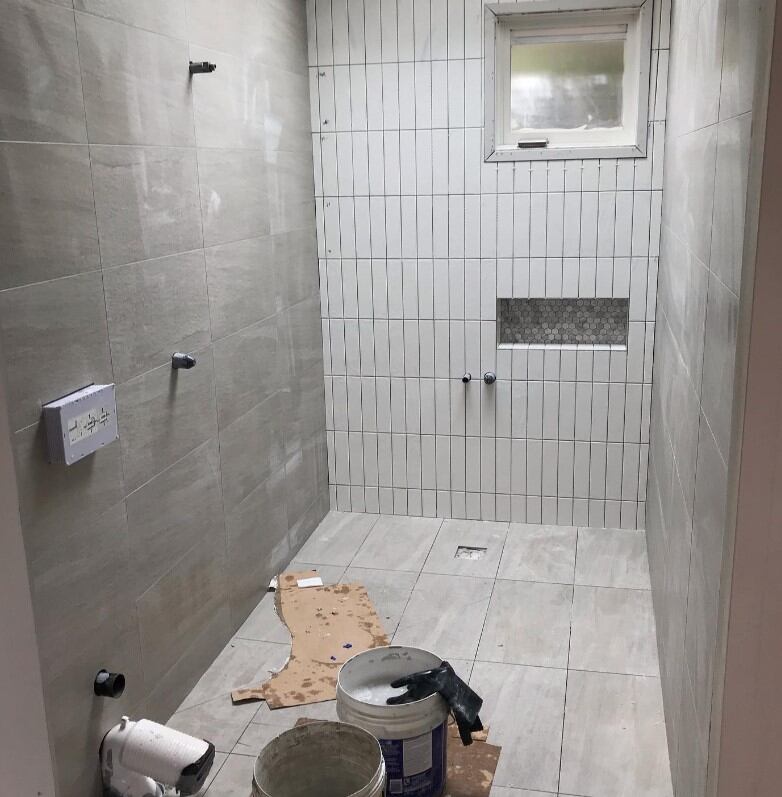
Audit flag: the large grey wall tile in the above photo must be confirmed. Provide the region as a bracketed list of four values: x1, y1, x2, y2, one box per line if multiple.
[560, 670, 673, 797]
[205, 236, 277, 340]
[273, 230, 319, 309]
[710, 114, 752, 295]
[186, 0, 265, 56]
[226, 466, 289, 628]
[287, 488, 330, 554]
[674, 676, 709, 796]
[0, 272, 112, 430]
[219, 393, 285, 507]
[198, 148, 270, 246]
[0, 0, 86, 142]
[13, 422, 124, 562]
[74, 0, 187, 37]
[477, 580, 572, 668]
[666, 0, 724, 136]
[136, 604, 232, 724]
[0, 143, 99, 289]
[263, 65, 312, 153]
[267, 151, 315, 235]
[104, 250, 211, 382]
[76, 12, 194, 145]
[683, 545, 720, 744]
[284, 431, 323, 531]
[256, 0, 309, 75]
[30, 501, 134, 679]
[657, 233, 709, 391]
[394, 573, 493, 660]
[719, 0, 763, 120]
[691, 422, 728, 603]
[213, 317, 279, 430]
[41, 585, 143, 797]
[469, 661, 566, 793]
[570, 586, 659, 676]
[91, 146, 203, 267]
[663, 126, 718, 266]
[137, 533, 229, 686]
[498, 523, 577, 584]
[700, 274, 739, 460]
[191, 45, 265, 149]
[117, 347, 217, 491]
[127, 439, 224, 595]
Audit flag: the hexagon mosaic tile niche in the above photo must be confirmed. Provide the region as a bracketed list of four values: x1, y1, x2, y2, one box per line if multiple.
[497, 298, 630, 346]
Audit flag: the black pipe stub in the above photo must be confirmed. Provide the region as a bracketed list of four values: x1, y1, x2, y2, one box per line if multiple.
[189, 61, 216, 74]
[94, 670, 125, 699]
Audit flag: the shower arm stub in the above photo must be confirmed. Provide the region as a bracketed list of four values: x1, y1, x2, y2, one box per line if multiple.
[172, 352, 197, 370]
[189, 61, 217, 74]
[483, 372, 497, 385]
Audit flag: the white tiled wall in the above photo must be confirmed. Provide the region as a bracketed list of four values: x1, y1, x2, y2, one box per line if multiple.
[307, 0, 669, 528]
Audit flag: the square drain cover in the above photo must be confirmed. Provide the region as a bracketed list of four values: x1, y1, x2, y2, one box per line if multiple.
[455, 546, 487, 560]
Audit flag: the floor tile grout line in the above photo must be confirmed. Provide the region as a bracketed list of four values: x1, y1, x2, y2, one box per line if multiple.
[472, 519, 512, 658]
[557, 527, 579, 795]
[390, 517, 446, 644]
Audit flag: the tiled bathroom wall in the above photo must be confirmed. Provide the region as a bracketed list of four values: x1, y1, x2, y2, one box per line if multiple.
[0, 1, 325, 795]
[308, 0, 669, 528]
[645, 0, 767, 791]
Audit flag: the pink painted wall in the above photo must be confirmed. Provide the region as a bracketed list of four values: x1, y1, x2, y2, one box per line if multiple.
[716, 3, 782, 792]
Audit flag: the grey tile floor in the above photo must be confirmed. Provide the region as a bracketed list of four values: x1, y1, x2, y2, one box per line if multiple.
[169, 512, 673, 797]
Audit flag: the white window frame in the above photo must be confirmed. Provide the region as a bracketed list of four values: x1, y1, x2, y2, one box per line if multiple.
[484, 0, 652, 162]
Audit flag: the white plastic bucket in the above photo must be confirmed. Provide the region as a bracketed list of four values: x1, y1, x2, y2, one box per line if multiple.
[337, 646, 449, 797]
[252, 720, 385, 797]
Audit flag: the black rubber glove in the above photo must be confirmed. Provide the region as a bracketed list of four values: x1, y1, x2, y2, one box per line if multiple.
[386, 661, 484, 745]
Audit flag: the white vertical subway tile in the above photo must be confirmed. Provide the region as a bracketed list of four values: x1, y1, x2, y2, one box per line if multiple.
[447, 60, 466, 128]
[363, 0, 382, 63]
[431, 0, 449, 59]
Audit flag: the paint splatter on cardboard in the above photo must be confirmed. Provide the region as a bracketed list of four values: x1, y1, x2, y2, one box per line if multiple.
[231, 571, 389, 707]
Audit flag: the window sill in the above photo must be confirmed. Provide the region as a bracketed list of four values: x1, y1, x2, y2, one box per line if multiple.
[486, 143, 646, 163]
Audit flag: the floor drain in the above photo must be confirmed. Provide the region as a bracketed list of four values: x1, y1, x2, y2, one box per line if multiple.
[455, 546, 487, 560]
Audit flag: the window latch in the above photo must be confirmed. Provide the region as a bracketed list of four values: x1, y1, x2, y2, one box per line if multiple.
[517, 139, 549, 149]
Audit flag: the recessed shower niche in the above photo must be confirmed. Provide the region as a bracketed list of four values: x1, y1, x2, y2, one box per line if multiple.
[497, 297, 630, 347]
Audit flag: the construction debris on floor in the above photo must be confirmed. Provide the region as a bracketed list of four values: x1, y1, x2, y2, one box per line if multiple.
[231, 570, 389, 707]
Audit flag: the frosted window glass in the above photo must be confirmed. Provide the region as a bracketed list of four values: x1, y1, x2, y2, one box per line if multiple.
[510, 40, 624, 132]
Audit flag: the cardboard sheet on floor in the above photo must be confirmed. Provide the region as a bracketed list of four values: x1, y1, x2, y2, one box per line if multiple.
[293, 719, 501, 796]
[231, 571, 390, 707]
[443, 725, 501, 797]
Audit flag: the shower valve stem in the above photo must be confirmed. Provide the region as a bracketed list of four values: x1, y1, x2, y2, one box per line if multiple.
[189, 61, 217, 74]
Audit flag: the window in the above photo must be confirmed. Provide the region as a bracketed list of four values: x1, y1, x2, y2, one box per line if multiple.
[484, 0, 652, 161]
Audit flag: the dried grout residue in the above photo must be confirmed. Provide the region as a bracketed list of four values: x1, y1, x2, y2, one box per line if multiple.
[497, 297, 630, 346]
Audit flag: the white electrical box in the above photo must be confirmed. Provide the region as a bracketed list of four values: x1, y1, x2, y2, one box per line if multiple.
[43, 384, 118, 465]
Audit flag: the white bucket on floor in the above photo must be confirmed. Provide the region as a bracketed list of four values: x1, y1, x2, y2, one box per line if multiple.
[337, 646, 448, 797]
[251, 721, 385, 797]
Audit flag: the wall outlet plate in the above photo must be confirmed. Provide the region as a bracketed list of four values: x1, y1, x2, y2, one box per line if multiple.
[42, 384, 118, 465]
